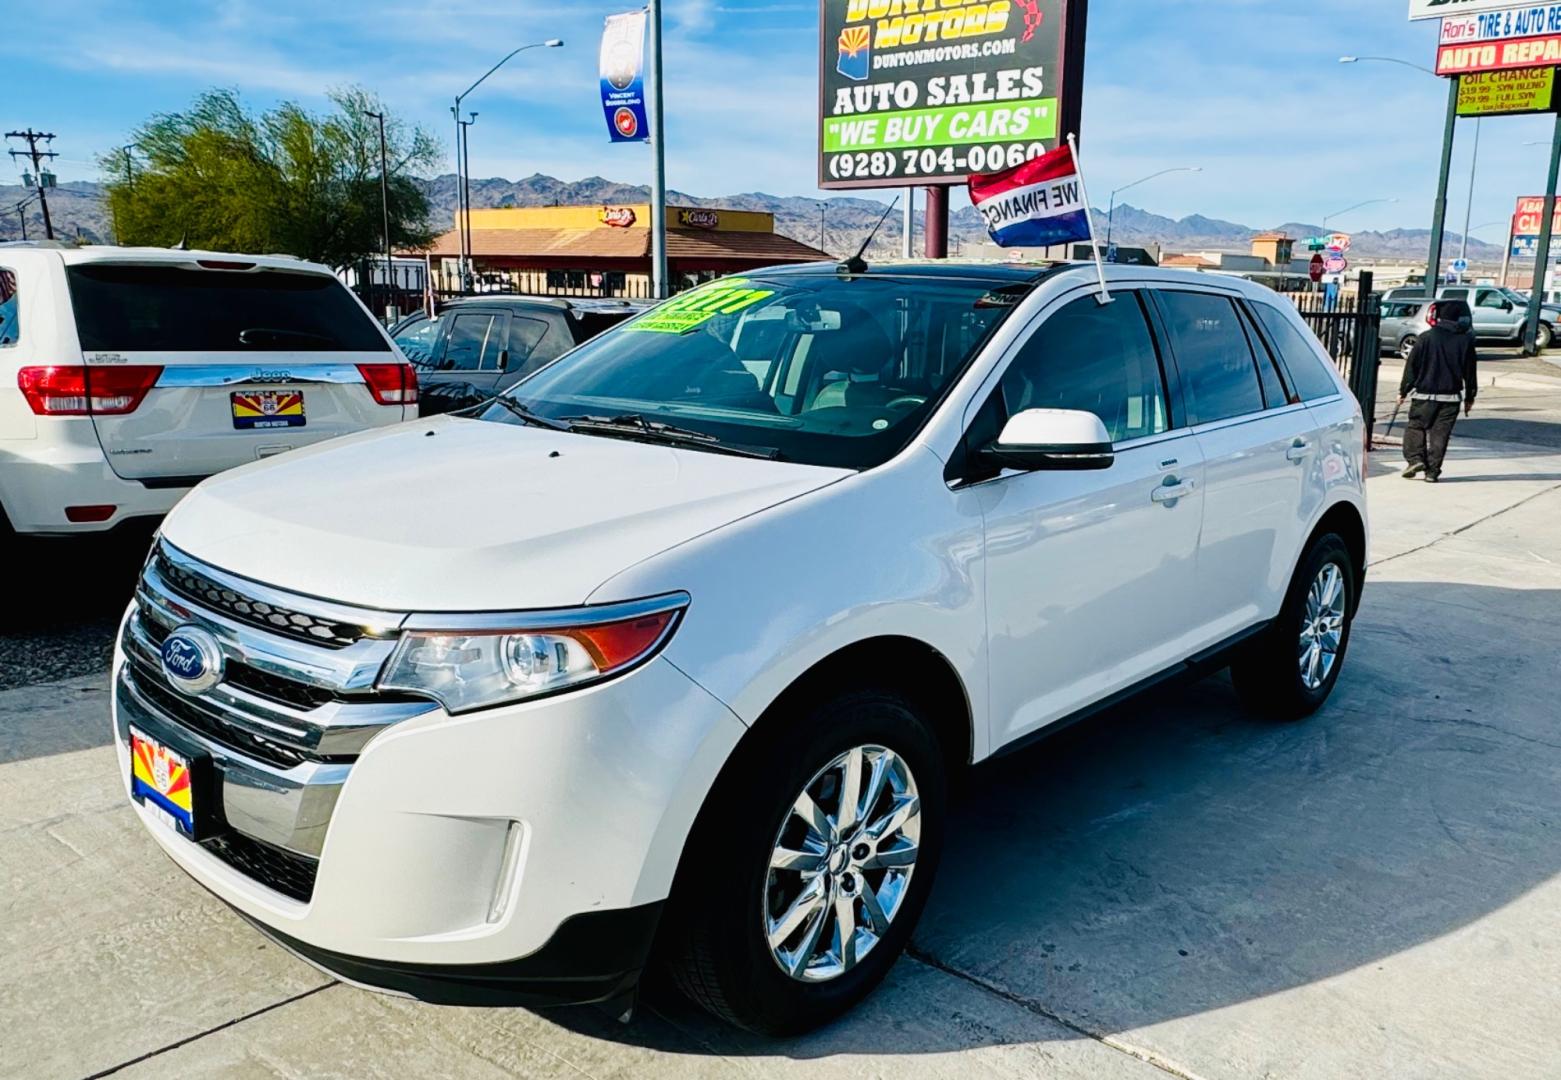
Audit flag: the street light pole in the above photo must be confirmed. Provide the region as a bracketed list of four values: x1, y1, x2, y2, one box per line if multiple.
[1458, 118, 1481, 281]
[452, 39, 564, 293]
[1338, 57, 1457, 298]
[647, 0, 669, 298]
[363, 110, 394, 319]
[1105, 166, 1201, 251]
[1323, 197, 1397, 228]
[460, 114, 476, 289]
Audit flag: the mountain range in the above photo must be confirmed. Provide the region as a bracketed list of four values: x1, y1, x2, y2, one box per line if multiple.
[2, 173, 1505, 265]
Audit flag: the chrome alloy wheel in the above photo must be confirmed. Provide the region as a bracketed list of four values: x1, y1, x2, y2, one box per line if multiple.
[1299, 563, 1347, 691]
[764, 745, 921, 983]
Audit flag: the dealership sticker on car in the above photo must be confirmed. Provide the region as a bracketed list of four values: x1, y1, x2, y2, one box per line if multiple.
[231, 390, 306, 430]
[129, 726, 197, 837]
[626, 279, 775, 334]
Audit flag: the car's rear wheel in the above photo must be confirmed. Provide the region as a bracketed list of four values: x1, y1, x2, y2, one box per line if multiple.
[1398, 334, 1418, 360]
[1537, 322, 1554, 351]
[1231, 533, 1357, 721]
[665, 688, 946, 1034]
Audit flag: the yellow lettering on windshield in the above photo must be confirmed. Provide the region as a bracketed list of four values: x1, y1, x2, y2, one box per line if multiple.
[627, 280, 776, 334]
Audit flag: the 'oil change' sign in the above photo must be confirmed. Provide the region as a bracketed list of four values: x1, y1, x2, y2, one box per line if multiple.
[818, 0, 1084, 189]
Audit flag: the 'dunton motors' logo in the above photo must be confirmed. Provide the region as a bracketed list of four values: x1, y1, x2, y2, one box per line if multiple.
[1016, 0, 1043, 42]
[838, 25, 871, 81]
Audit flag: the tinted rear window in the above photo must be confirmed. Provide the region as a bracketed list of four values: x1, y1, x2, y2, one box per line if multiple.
[1251, 302, 1341, 401]
[66, 265, 389, 352]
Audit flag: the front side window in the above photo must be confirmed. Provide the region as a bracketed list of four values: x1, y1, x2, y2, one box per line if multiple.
[482, 273, 1029, 469]
[1474, 289, 1507, 310]
[1251, 302, 1341, 402]
[65, 265, 389, 352]
[999, 293, 1169, 444]
[1156, 291, 1264, 424]
[0, 268, 17, 347]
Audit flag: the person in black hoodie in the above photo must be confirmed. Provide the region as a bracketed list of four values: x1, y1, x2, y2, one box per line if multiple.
[1398, 297, 1478, 483]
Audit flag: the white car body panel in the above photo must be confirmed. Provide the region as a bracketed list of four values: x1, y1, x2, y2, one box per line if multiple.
[112, 263, 1368, 989]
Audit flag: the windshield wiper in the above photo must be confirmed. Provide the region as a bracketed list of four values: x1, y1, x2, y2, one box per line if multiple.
[561, 413, 781, 460]
[238, 327, 335, 348]
[480, 395, 572, 430]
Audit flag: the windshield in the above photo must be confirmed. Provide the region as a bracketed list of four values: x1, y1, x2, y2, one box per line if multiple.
[66, 265, 390, 353]
[475, 274, 1025, 468]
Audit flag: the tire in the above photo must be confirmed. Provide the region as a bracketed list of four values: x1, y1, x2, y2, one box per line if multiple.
[1231, 533, 1357, 721]
[665, 688, 947, 1035]
[1398, 334, 1418, 361]
[1537, 322, 1554, 351]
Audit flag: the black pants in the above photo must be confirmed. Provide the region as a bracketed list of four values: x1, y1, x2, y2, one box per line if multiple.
[1404, 399, 1460, 477]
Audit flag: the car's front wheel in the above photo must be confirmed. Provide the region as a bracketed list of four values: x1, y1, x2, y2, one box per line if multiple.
[1231, 533, 1357, 721]
[666, 688, 946, 1034]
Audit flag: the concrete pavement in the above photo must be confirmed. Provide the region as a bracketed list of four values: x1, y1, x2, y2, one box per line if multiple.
[6, 437, 1561, 1078]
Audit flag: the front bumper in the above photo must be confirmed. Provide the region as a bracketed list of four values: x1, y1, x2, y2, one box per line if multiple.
[113, 642, 746, 1006]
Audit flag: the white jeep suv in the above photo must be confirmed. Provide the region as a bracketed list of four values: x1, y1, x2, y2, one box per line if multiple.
[113, 263, 1366, 1034]
[0, 244, 417, 541]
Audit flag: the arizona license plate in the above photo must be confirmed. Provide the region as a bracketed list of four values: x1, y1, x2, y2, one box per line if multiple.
[231, 390, 306, 430]
[129, 726, 198, 837]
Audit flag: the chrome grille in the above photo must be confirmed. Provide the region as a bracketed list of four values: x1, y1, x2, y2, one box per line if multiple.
[152, 546, 383, 648]
[119, 541, 436, 884]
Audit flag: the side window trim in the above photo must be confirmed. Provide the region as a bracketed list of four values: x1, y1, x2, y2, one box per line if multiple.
[1234, 299, 1297, 408]
[0, 266, 18, 348]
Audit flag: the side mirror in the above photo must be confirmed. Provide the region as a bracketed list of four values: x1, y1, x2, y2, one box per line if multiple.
[982, 408, 1114, 472]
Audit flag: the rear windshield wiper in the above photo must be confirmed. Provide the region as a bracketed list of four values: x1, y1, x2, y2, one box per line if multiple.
[238, 327, 336, 348]
[479, 395, 572, 430]
[561, 413, 781, 460]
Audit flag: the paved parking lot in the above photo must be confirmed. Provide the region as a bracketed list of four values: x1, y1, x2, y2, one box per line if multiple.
[6, 380, 1561, 1079]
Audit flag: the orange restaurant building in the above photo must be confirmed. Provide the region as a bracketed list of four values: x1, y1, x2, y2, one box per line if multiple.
[422, 204, 829, 298]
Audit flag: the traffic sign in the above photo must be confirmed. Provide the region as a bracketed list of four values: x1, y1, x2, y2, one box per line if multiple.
[1451, 257, 1469, 274]
[1323, 253, 1348, 274]
[1309, 254, 1325, 283]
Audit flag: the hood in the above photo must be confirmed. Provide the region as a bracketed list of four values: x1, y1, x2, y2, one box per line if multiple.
[161, 416, 849, 612]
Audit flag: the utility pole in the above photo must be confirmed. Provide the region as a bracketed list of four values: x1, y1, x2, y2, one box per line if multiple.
[457, 114, 477, 291]
[1458, 117, 1480, 281]
[818, 202, 827, 254]
[647, 0, 669, 298]
[7, 130, 57, 240]
[902, 187, 914, 259]
[364, 110, 395, 320]
[1423, 78, 1459, 298]
[1523, 110, 1561, 357]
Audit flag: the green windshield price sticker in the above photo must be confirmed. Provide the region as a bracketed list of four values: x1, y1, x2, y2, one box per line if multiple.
[628, 281, 776, 334]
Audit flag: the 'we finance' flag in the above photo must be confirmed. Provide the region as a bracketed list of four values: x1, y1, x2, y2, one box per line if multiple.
[968, 145, 1093, 249]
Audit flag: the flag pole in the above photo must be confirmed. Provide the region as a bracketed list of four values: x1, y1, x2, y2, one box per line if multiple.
[1067, 132, 1112, 305]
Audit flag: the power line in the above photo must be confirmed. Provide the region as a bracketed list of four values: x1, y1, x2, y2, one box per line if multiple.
[6, 129, 58, 240]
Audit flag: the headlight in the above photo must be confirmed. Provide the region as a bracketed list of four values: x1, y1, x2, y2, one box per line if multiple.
[378, 595, 687, 714]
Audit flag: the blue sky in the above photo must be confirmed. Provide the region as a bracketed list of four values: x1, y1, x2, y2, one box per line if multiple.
[10, 0, 1555, 237]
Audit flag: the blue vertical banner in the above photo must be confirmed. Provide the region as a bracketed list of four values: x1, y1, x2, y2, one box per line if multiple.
[600, 10, 649, 143]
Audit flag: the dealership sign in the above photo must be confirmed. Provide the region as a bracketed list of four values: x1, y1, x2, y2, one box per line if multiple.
[1437, 5, 1561, 75]
[818, 0, 1086, 189]
[1457, 66, 1557, 114]
[1410, 0, 1534, 18]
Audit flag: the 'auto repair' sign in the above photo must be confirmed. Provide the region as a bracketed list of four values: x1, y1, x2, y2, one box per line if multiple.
[1437, 5, 1561, 75]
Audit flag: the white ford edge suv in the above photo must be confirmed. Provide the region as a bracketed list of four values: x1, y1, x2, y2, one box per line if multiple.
[114, 263, 1366, 1033]
[0, 244, 417, 543]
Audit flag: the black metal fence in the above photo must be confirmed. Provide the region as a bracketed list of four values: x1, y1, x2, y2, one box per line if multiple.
[1278, 271, 1383, 441]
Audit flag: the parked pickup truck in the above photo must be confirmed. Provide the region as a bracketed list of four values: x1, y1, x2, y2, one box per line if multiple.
[115, 262, 1366, 1035]
[0, 243, 417, 542]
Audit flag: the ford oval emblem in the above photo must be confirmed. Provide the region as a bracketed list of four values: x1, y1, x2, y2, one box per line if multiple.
[160, 626, 225, 696]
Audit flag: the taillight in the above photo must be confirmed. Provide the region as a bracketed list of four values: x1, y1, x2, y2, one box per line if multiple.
[357, 363, 419, 406]
[18, 365, 163, 416]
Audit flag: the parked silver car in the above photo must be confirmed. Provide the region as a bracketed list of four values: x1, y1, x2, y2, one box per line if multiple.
[1379, 298, 1434, 360]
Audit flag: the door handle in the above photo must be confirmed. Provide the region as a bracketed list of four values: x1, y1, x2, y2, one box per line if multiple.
[1287, 439, 1311, 463]
[1152, 477, 1196, 503]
